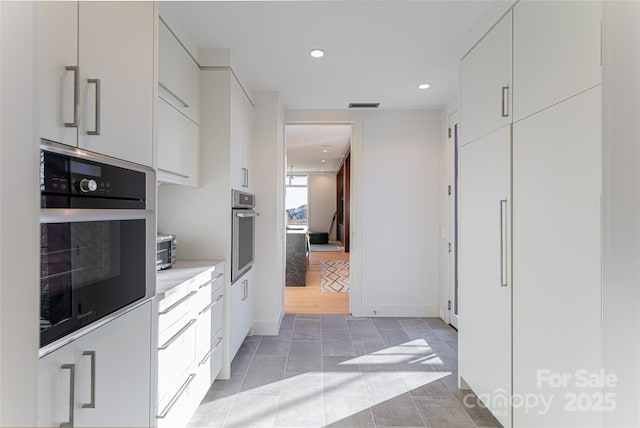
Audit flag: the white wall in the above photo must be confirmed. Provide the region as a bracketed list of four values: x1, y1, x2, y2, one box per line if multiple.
[251, 92, 285, 335]
[602, 2, 640, 426]
[0, 1, 39, 425]
[307, 173, 337, 240]
[286, 109, 441, 317]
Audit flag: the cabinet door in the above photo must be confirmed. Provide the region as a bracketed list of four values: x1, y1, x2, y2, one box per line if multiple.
[458, 126, 511, 428]
[38, 343, 76, 428]
[513, 1, 601, 121]
[230, 76, 246, 189]
[36, 1, 78, 148]
[243, 93, 253, 190]
[229, 270, 252, 360]
[78, 1, 154, 166]
[512, 87, 602, 428]
[157, 95, 201, 186]
[460, 10, 512, 145]
[74, 302, 152, 428]
[159, 21, 201, 124]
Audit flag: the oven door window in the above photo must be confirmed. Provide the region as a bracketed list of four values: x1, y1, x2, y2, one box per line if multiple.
[236, 214, 254, 273]
[40, 219, 146, 346]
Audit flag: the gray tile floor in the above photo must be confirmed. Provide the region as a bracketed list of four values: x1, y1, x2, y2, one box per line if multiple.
[188, 315, 501, 428]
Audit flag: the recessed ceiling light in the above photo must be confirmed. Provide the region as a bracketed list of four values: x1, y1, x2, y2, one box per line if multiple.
[309, 48, 325, 58]
[321, 160, 326, 163]
[322, 149, 328, 153]
[418, 83, 431, 90]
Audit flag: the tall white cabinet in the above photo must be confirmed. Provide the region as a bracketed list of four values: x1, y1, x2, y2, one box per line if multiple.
[36, 1, 154, 166]
[459, 126, 512, 428]
[459, 2, 603, 427]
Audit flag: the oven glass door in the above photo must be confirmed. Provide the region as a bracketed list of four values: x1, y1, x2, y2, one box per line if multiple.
[40, 219, 146, 346]
[232, 209, 255, 282]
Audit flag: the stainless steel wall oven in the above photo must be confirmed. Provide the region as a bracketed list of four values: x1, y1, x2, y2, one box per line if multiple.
[231, 189, 259, 283]
[39, 139, 155, 349]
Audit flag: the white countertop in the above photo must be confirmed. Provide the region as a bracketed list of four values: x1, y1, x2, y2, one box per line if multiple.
[156, 259, 224, 298]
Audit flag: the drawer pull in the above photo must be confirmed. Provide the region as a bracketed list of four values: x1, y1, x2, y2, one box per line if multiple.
[60, 364, 75, 428]
[157, 373, 196, 419]
[198, 295, 223, 315]
[158, 319, 196, 350]
[158, 291, 197, 315]
[198, 272, 224, 289]
[199, 337, 223, 366]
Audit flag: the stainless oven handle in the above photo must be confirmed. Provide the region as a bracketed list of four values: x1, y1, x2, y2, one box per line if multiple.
[236, 212, 260, 218]
[40, 209, 154, 223]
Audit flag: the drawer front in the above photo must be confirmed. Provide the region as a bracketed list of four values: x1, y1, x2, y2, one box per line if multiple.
[194, 271, 224, 314]
[196, 292, 224, 358]
[194, 336, 224, 402]
[158, 318, 196, 404]
[158, 288, 198, 334]
[157, 372, 197, 428]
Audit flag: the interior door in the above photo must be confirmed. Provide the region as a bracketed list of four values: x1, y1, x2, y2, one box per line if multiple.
[458, 125, 512, 428]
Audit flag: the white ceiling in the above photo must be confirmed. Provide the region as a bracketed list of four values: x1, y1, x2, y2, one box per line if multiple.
[286, 124, 352, 173]
[160, 1, 495, 110]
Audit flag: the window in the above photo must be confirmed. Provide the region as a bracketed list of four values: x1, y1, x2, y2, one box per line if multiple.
[286, 175, 308, 225]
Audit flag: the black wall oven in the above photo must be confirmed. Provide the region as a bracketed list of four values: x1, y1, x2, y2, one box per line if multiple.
[39, 140, 155, 349]
[231, 189, 259, 283]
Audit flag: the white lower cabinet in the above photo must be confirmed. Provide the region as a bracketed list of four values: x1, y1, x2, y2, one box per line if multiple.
[229, 269, 253, 361]
[38, 301, 152, 428]
[156, 262, 225, 428]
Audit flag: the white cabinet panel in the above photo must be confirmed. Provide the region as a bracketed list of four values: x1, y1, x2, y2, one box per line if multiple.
[38, 302, 152, 428]
[159, 21, 201, 124]
[36, 1, 78, 148]
[460, 11, 512, 145]
[458, 125, 511, 428]
[513, 1, 602, 122]
[78, 1, 153, 166]
[230, 77, 247, 190]
[229, 270, 252, 360]
[512, 86, 602, 428]
[157, 96, 201, 186]
[74, 303, 152, 428]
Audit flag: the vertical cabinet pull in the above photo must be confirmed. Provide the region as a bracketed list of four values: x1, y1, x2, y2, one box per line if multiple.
[500, 199, 508, 287]
[82, 351, 96, 409]
[501, 85, 510, 117]
[241, 168, 249, 187]
[64, 66, 79, 128]
[87, 79, 101, 135]
[60, 364, 75, 428]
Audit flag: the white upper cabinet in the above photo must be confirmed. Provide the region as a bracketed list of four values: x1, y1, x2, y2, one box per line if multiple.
[230, 78, 252, 190]
[159, 21, 201, 124]
[460, 10, 512, 145]
[78, 2, 154, 166]
[513, 1, 602, 122]
[36, 1, 78, 148]
[36, 1, 154, 167]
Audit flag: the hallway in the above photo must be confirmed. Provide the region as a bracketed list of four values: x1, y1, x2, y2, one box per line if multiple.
[188, 315, 500, 428]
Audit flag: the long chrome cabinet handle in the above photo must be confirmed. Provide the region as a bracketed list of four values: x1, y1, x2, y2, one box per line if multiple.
[87, 79, 101, 135]
[199, 294, 224, 315]
[236, 212, 260, 218]
[500, 199, 508, 286]
[158, 168, 189, 179]
[199, 337, 223, 366]
[198, 272, 224, 289]
[242, 168, 249, 187]
[60, 364, 75, 428]
[64, 66, 79, 128]
[157, 374, 196, 419]
[501, 85, 509, 117]
[158, 319, 196, 350]
[158, 290, 197, 315]
[81, 351, 96, 409]
[158, 82, 189, 108]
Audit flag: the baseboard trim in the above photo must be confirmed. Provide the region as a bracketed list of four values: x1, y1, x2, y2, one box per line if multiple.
[351, 303, 439, 318]
[252, 306, 284, 336]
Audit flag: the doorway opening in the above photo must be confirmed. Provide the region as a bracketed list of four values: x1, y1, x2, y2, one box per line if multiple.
[448, 113, 460, 329]
[283, 123, 352, 314]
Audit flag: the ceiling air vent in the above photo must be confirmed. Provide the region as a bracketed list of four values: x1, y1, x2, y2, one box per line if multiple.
[348, 102, 380, 109]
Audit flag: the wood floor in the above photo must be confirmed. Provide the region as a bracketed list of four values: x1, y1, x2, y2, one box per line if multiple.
[285, 250, 350, 314]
